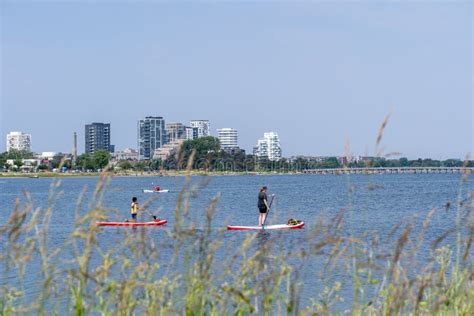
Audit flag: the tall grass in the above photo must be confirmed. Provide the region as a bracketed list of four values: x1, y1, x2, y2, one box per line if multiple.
[0, 154, 473, 315]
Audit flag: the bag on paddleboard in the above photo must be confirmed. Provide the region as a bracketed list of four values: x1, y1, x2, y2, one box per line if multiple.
[287, 218, 301, 226]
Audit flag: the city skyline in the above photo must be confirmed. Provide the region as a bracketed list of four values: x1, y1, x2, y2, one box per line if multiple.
[2, 113, 471, 160]
[1, 2, 472, 159]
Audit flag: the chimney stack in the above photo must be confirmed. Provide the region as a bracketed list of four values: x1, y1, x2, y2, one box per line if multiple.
[73, 132, 77, 163]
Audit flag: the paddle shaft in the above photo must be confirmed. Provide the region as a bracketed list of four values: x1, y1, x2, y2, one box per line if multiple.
[143, 208, 157, 220]
[262, 194, 275, 228]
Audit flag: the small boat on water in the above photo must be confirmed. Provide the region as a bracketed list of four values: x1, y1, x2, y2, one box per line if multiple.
[227, 222, 305, 231]
[97, 219, 167, 227]
[29, 175, 39, 178]
[143, 189, 169, 193]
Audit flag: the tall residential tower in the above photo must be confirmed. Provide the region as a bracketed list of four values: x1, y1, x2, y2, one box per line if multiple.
[85, 123, 112, 154]
[217, 128, 238, 149]
[137, 116, 166, 160]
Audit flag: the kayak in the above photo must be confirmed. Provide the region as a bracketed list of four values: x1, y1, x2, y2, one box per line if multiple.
[97, 219, 167, 227]
[227, 222, 305, 231]
[143, 189, 169, 193]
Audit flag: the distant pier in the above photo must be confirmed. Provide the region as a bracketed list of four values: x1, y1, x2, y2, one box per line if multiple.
[302, 167, 474, 175]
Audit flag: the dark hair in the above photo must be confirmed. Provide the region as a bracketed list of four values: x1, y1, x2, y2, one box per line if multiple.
[132, 197, 137, 202]
[260, 186, 267, 192]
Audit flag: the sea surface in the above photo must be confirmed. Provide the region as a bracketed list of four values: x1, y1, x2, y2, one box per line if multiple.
[1, 173, 473, 311]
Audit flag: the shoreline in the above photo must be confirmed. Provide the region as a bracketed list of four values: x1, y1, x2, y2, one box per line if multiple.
[0, 171, 298, 179]
[1, 167, 472, 179]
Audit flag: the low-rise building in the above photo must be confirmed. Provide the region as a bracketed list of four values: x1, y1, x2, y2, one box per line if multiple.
[6, 158, 40, 172]
[289, 156, 327, 163]
[223, 147, 246, 156]
[153, 140, 184, 161]
[113, 148, 139, 161]
[39, 152, 59, 160]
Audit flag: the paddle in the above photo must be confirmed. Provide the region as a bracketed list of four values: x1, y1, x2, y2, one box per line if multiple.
[262, 194, 275, 230]
[143, 208, 157, 220]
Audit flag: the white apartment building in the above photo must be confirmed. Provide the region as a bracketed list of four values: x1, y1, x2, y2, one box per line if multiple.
[190, 120, 210, 138]
[6, 131, 32, 152]
[39, 152, 58, 160]
[113, 148, 139, 161]
[254, 132, 282, 161]
[217, 128, 238, 149]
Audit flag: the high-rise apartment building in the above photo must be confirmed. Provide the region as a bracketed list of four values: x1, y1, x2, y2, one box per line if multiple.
[217, 128, 238, 149]
[254, 132, 282, 161]
[166, 122, 187, 142]
[190, 120, 210, 138]
[6, 131, 32, 152]
[85, 123, 112, 154]
[137, 116, 166, 160]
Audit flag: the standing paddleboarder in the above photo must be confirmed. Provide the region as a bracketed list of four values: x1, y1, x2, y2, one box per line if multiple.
[258, 186, 270, 226]
[130, 197, 139, 221]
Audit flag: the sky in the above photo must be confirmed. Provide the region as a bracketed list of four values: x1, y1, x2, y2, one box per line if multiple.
[0, 1, 472, 159]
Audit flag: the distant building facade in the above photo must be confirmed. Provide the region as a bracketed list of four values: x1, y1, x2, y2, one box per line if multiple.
[166, 123, 187, 142]
[113, 148, 139, 161]
[153, 139, 184, 161]
[253, 139, 268, 157]
[254, 132, 282, 161]
[138, 116, 166, 160]
[39, 152, 58, 160]
[190, 120, 210, 138]
[6, 131, 32, 152]
[185, 127, 198, 140]
[85, 123, 113, 154]
[217, 128, 238, 149]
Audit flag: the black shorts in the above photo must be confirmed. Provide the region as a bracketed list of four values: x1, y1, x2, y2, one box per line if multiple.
[131, 213, 137, 219]
[259, 207, 268, 214]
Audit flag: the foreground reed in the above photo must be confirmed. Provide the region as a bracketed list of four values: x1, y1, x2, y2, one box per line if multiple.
[0, 163, 473, 315]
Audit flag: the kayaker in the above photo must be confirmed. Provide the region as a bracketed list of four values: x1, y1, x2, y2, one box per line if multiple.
[130, 197, 139, 221]
[154, 185, 161, 192]
[258, 186, 269, 226]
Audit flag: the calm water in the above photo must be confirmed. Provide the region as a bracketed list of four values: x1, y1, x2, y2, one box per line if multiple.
[1, 173, 473, 310]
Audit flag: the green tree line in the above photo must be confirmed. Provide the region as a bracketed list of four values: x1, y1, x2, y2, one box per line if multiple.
[1, 138, 473, 172]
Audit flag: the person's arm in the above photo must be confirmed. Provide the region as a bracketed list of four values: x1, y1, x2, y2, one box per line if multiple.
[264, 195, 269, 209]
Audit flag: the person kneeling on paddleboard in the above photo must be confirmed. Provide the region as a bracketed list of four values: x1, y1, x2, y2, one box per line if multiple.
[154, 185, 160, 192]
[258, 186, 269, 226]
[131, 197, 139, 221]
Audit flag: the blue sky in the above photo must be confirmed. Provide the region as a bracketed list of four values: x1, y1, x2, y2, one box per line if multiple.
[0, 1, 472, 159]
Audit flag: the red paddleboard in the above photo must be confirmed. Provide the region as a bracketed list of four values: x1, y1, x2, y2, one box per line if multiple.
[227, 222, 305, 231]
[97, 219, 167, 227]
